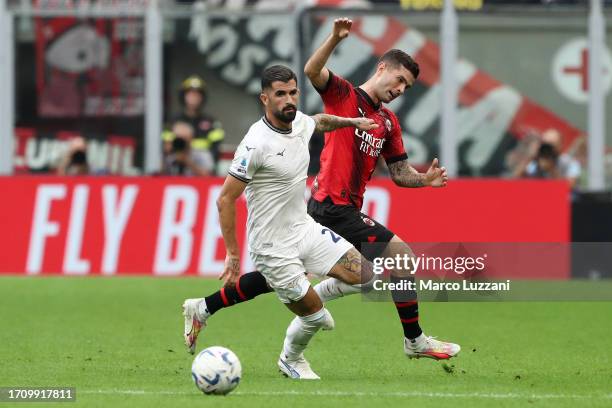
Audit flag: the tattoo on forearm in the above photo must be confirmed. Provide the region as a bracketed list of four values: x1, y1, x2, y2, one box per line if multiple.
[388, 160, 425, 187]
[313, 114, 352, 133]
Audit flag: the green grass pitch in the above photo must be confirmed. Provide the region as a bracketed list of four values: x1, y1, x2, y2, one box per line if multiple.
[1, 277, 611, 408]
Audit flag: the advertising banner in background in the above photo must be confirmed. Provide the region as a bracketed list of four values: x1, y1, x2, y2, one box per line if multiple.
[13, 128, 140, 175]
[0, 177, 569, 276]
[188, 11, 585, 175]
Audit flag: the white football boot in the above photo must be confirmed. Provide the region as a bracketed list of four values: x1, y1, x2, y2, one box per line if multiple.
[182, 298, 208, 354]
[404, 335, 461, 360]
[278, 353, 320, 380]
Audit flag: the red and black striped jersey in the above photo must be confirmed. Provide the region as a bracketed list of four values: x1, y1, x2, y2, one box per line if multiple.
[312, 72, 408, 209]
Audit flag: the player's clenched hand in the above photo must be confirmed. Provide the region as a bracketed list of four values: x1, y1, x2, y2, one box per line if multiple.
[332, 18, 352, 40]
[220, 254, 241, 286]
[353, 118, 379, 131]
[424, 158, 448, 188]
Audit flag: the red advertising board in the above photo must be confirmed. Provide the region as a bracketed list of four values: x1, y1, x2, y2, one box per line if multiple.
[0, 177, 570, 277]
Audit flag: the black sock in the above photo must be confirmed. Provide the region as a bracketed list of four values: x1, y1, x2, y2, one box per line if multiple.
[390, 275, 423, 340]
[204, 271, 272, 315]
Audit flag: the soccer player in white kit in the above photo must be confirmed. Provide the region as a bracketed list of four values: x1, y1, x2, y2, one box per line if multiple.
[212, 65, 378, 379]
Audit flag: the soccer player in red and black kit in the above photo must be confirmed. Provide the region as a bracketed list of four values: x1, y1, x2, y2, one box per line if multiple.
[183, 18, 460, 361]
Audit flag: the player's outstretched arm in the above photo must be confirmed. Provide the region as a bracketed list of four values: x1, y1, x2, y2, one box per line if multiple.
[388, 158, 448, 188]
[304, 17, 352, 89]
[217, 175, 247, 285]
[312, 113, 378, 133]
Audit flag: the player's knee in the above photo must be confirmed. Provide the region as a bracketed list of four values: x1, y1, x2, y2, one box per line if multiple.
[347, 256, 374, 285]
[300, 307, 335, 331]
[357, 274, 376, 292]
[360, 257, 375, 283]
[341, 273, 361, 286]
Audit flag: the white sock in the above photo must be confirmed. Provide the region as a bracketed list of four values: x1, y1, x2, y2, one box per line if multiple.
[313, 276, 376, 303]
[196, 298, 211, 321]
[282, 308, 334, 361]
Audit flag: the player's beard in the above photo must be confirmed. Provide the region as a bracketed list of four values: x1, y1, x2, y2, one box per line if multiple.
[273, 105, 297, 124]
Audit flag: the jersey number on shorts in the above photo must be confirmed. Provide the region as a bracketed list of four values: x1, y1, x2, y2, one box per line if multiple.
[321, 228, 341, 243]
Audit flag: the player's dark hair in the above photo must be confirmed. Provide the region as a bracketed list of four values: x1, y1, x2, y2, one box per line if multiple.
[261, 65, 297, 91]
[380, 49, 420, 79]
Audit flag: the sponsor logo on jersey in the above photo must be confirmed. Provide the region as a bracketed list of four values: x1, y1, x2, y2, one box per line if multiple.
[355, 128, 385, 158]
[362, 216, 375, 227]
[234, 157, 248, 174]
[355, 107, 385, 158]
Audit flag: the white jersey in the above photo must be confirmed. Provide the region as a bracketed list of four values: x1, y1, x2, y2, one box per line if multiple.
[228, 111, 316, 256]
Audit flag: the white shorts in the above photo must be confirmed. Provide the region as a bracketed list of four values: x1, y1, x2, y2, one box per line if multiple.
[250, 218, 353, 304]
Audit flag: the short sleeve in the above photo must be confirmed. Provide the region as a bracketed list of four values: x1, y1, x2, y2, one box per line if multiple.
[382, 112, 408, 164]
[228, 139, 262, 183]
[315, 71, 353, 109]
[296, 111, 317, 144]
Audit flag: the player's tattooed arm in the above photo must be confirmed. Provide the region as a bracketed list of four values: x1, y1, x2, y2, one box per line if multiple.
[388, 158, 448, 188]
[312, 114, 378, 133]
[388, 160, 426, 187]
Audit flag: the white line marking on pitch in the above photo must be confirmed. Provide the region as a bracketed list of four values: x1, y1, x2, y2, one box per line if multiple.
[79, 389, 612, 399]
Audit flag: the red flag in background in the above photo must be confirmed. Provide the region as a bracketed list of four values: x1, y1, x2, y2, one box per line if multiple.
[35, 12, 144, 117]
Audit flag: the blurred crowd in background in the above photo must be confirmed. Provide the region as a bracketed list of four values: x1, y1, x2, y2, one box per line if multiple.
[7, 0, 611, 191]
[56, 71, 586, 188]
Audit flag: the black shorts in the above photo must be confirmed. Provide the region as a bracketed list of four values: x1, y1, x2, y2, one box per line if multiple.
[307, 197, 394, 261]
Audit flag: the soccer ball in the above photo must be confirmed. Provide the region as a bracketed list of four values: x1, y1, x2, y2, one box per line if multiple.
[191, 346, 242, 395]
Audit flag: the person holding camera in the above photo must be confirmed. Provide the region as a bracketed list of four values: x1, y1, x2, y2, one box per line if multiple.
[57, 136, 90, 175]
[162, 121, 214, 176]
[525, 143, 561, 179]
[509, 128, 582, 187]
